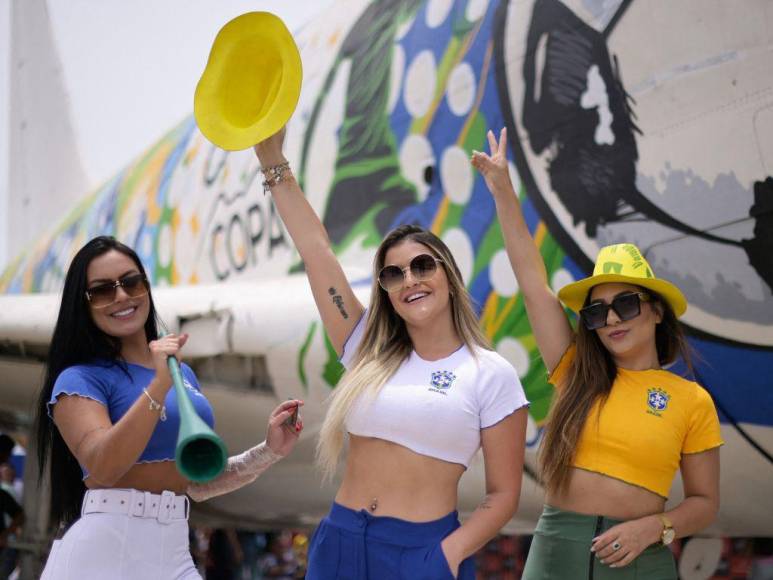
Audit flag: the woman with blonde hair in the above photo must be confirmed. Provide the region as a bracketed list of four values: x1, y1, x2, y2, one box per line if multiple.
[254, 127, 529, 579]
[473, 128, 722, 579]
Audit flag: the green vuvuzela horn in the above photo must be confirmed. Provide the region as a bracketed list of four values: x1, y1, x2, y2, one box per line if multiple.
[167, 354, 227, 482]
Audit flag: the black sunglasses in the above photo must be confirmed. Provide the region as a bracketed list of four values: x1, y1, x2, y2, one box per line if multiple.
[580, 292, 651, 330]
[85, 273, 149, 308]
[378, 254, 443, 293]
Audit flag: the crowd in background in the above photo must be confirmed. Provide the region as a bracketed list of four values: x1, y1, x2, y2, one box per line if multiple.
[0, 433, 771, 579]
[183, 525, 773, 579]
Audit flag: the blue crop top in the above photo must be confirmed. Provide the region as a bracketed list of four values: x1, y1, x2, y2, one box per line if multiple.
[48, 360, 215, 477]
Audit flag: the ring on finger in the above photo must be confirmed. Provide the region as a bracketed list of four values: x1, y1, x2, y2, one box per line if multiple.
[612, 541, 622, 551]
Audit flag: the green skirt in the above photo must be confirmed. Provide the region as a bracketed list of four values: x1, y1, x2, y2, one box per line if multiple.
[522, 506, 677, 580]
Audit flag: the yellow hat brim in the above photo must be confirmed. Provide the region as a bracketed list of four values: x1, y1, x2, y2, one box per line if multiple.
[194, 12, 302, 151]
[557, 273, 687, 317]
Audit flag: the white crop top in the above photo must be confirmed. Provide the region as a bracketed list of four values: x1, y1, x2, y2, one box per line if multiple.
[341, 311, 529, 467]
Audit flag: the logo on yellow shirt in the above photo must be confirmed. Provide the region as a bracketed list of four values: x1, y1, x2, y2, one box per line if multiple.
[647, 387, 671, 416]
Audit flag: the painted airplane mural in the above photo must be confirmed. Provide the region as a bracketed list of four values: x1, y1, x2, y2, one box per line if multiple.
[1, 0, 771, 558]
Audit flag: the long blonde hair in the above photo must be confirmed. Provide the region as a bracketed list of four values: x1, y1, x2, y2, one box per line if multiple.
[316, 225, 491, 478]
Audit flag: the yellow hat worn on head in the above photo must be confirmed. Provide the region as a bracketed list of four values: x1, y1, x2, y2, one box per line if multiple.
[194, 12, 302, 151]
[557, 243, 687, 317]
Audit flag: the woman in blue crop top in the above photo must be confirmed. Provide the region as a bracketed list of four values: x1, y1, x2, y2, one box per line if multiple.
[473, 129, 722, 579]
[34, 236, 304, 580]
[254, 127, 530, 579]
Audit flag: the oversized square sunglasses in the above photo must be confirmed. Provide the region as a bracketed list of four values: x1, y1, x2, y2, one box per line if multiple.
[378, 254, 443, 293]
[579, 291, 651, 330]
[85, 273, 149, 308]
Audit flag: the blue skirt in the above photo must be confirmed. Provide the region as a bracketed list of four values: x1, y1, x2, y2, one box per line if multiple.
[306, 502, 476, 580]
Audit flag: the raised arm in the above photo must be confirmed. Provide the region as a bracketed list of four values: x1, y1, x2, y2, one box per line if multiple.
[254, 129, 364, 354]
[472, 128, 573, 372]
[52, 334, 186, 486]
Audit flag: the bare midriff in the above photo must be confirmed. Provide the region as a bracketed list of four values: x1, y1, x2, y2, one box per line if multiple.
[335, 435, 465, 522]
[546, 467, 666, 520]
[85, 461, 189, 495]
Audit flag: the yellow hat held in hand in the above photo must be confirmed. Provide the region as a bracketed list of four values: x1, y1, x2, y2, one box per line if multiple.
[194, 12, 302, 151]
[557, 243, 687, 317]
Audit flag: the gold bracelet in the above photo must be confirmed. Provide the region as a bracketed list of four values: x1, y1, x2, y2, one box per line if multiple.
[142, 388, 167, 422]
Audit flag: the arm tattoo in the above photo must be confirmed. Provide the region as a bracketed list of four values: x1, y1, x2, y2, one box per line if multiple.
[328, 287, 349, 319]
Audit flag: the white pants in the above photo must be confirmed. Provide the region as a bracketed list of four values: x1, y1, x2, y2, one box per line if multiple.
[41, 489, 201, 580]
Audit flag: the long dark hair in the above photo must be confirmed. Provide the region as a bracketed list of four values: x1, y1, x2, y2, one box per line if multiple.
[33, 236, 159, 527]
[539, 287, 692, 494]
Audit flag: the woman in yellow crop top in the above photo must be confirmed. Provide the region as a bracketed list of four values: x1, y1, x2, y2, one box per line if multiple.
[473, 129, 722, 579]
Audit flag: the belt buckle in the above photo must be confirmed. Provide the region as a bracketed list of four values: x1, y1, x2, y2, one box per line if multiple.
[157, 490, 176, 525]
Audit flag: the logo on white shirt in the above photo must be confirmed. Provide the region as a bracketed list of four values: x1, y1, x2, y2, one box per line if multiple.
[430, 370, 457, 394]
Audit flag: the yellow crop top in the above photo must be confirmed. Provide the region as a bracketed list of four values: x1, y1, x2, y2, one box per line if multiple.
[549, 344, 723, 498]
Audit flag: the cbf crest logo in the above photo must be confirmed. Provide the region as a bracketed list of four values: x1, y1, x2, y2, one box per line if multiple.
[430, 371, 457, 394]
[647, 388, 670, 417]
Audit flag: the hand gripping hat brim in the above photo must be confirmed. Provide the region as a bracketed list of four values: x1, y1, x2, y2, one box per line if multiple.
[194, 12, 302, 151]
[557, 243, 688, 317]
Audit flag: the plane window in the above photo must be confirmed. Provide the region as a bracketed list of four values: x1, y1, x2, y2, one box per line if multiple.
[189, 355, 275, 395]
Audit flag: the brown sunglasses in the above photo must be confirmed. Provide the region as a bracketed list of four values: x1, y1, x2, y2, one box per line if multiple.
[378, 254, 443, 293]
[85, 273, 149, 308]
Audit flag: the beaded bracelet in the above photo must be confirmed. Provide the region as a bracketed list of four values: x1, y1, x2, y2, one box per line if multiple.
[261, 161, 292, 194]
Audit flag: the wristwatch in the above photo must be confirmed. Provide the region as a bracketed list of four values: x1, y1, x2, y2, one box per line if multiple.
[658, 514, 675, 545]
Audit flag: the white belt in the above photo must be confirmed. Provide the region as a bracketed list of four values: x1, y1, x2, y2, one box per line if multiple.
[82, 489, 189, 524]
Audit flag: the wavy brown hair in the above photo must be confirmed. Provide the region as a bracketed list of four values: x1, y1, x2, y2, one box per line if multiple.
[539, 287, 692, 494]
